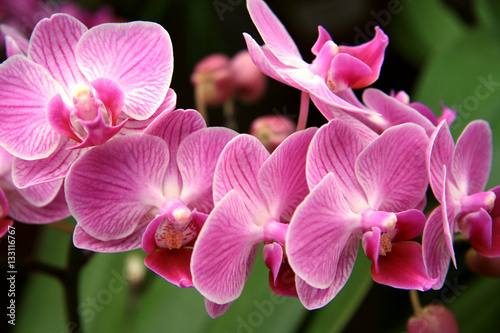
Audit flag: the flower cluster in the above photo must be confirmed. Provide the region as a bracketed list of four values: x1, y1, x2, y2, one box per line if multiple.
[0, 0, 498, 324]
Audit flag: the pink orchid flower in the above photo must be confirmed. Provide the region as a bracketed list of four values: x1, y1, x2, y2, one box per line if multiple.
[244, 0, 387, 128]
[286, 120, 435, 309]
[66, 110, 236, 287]
[423, 120, 499, 288]
[0, 147, 69, 224]
[190, 127, 317, 305]
[0, 14, 175, 187]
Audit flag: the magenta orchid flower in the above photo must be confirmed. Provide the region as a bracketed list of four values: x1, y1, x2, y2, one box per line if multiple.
[244, 0, 387, 129]
[66, 110, 236, 290]
[0, 14, 174, 187]
[286, 120, 435, 309]
[0, 147, 69, 224]
[190, 127, 317, 305]
[424, 120, 499, 288]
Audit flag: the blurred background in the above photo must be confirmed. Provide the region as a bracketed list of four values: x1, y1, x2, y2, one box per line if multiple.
[1, 0, 500, 332]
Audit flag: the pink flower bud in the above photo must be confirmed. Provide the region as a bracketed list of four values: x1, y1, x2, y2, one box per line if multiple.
[230, 50, 266, 102]
[407, 305, 459, 333]
[249, 115, 295, 152]
[465, 248, 500, 277]
[191, 54, 235, 106]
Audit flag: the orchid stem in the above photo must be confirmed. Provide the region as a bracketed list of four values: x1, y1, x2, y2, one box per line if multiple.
[296, 91, 310, 131]
[409, 290, 424, 316]
[195, 84, 209, 125]
[223, 98, 237, 131]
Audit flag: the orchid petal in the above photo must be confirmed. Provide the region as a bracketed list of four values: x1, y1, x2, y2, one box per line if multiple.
[76, 21, 173, 120]
[66, 135, 168, 241]
[141, 214, 163, 254]
[243, 34, 303, 90]
[461, 209, 493, 254]
[329, 53, 372, 92]
[362, 88, 436, 135]
[356, 123, 428, 212]
[263, 242, 283, 285]
[205, 299, 234, 319]
[295, 234, 359, 309]
[452, 120, 492, 195]
[144, 248, 194, 288]
[6, 185, 69, 224]
[178, 127, 237, 213]
[0, 55, 62, 159]
[287, 173, 360, 288]
[213, 134, 270, 222]
[28, 14, 88, 92]
[145, 109, 206, 198]
[442, 166, 457, 267]
[12, 138, 83, 188]
[1, 25, 29, 56]
[73, 224, 145, 252]
[47, 94, 81, 142]
[427, 121, 455, 202]
[247, 0, 304, 67]
[258, 127, 316, 221]
[17, 179, 63, 207]
[267, 261, 297, 298]
[306, 119, 370, 211]
[91, 78, 125, 125]
[422, 207, 450, 290]
[392, 209, 427, 243]
[120, 88, 177, 135]
[191, 190, 262, 304]
[311, 26, 333, 56]
[372, 241, 437, 291]
[338, 26, 388, 88]
[362, 227, 381, 272]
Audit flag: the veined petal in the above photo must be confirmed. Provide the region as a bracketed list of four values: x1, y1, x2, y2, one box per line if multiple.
[144, 248, 194, 288]
[28, 14, 88, 92]
[0, 25, 29, 57]
[247, 0, 304, 67]
[0, 55, 62, 160]
[17, 179, 63, 207]
[427, 121, 455, 203]
[372, 241, 437, 291]
[178, 127, 237, 213]
[65, 135, 168, 241]
[287, 173, 361, 288]
[422, 207, 450, 290]
[362, 88, 436, 136]
[191, 190, 263, 304]
[12, 138, 84, 188]
[243, 34, 304, 90]
[6, 185, 69, 224]
[356, 123, 428, 212]
[120, 88, 177, 135]
[76, 21, 173, 120]
[258, 127, 316, 221]
[295, 234, 360, 309]
[145, 109, 206, 198]
[73, 224, 145, 252]
[213, 134, 270, 222]
[306, 119, 370, 212]
[452, 120, 492, 195]
[204, 299, 234, 319]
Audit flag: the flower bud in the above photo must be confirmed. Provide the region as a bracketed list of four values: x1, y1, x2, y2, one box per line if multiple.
[249, 115, 295, 152]
[230, 50, 266, 102]
[407, 304, 459, 333]
[191, 54, 235, 106]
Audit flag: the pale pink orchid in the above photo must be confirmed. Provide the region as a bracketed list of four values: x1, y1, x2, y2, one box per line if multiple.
[66, 110, 236, 287]
[190, 127, 317, 305]
[0, 147, 69, 224]
[244, 0, 387, 129]
[286, 120, 435, 309]
[0, 13, 174, 188]
[423, 120, 499, 288]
